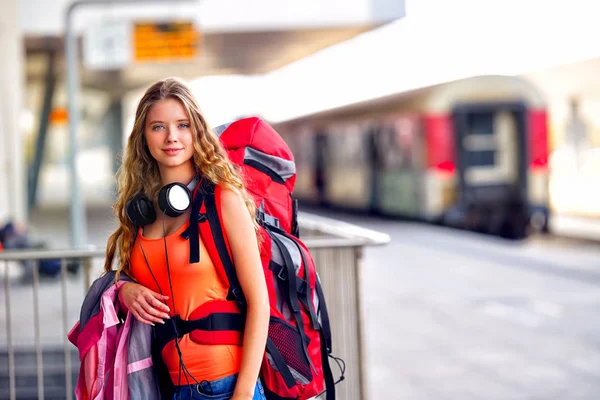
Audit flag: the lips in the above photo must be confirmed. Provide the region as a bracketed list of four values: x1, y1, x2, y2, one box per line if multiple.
[162, 148, 183, 156]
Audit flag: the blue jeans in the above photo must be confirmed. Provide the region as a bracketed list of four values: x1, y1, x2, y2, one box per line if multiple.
[172, 374, 266, 400]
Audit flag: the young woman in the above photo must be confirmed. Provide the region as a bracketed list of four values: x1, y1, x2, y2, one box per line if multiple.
[103, 77, 270, 400]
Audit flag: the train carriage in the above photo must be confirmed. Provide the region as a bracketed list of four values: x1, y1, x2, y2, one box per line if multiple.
[272, 75, 549, 239]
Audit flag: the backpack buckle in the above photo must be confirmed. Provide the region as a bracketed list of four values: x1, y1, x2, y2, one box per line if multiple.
[231, 287, 243, 301]
[277, 266, 288, 281]
[256, 208, 280, 229]
[268, 215, 280, 228]
[230, 287, 247, 311]
[256, 210, 266, 226]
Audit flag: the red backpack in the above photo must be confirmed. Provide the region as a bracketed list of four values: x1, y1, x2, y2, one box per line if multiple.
[201, 117, 344, 399]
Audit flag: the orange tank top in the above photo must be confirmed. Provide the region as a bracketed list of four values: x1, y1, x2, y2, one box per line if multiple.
[129, 221, 242, 384]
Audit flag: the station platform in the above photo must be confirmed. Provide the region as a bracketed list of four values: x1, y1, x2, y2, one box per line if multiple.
[549, 213, 600, 243]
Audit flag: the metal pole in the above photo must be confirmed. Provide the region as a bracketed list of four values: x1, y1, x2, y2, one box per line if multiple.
[64, 0, 198, 248]
[65, 3, 86, 249]
[29, 49, 56, 212]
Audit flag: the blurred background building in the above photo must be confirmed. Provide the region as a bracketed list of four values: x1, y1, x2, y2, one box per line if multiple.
[2, 0, 599, 244]
[12, 0, 404, 216]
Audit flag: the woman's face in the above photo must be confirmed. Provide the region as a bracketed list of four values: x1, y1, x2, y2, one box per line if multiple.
[144, 98, 195, 173]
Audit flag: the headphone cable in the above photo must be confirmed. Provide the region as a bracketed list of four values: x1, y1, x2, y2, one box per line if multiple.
[136, 212, 199, 399]
[138, 238, 193, 398]
[161, 210, 199, 398]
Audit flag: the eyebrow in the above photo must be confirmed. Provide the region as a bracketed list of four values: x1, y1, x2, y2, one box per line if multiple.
[147, 119, 190, 125]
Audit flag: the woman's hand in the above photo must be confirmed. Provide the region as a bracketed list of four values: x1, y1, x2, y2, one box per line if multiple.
[118, 282, 170, 325]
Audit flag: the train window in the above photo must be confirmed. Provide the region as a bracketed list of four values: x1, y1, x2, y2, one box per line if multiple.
[328, 124, 368, 166]
[461, 109, 519, 185]
[284, 128, 315, 168]
[464, 112, 497, 167]
[468, 150, 496, 167]
[377, 125, 405, 168]
[297, 131, 312, 166]
[376, 117, 420, 170]
[468, 112, 494, 136]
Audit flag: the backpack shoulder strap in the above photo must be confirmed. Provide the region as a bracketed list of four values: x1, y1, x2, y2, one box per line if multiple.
[198, 181, 246, 309]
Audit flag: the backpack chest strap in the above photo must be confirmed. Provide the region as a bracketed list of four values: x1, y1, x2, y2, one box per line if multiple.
[153, 310, 244, 353]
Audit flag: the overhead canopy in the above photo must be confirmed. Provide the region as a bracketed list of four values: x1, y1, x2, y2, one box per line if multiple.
[23, 0, 405, 92]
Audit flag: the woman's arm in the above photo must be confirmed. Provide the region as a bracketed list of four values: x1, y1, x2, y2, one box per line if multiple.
[221, 189, 270, 399]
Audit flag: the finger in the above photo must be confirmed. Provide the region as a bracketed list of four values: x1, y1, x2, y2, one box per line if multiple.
[131, 309, 155, 326]
[160, 294, 169, 301]
[138, 301, 167, 324]
[148, 290, 169, 302]
[134, 293, 163, 317]
[144, 290, 170, 313]
[147, 296, 171, 317]
[136, 305, 164, 325]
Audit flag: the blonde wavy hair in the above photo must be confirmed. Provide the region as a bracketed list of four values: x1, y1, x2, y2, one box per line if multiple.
[104, 77, 259, 279]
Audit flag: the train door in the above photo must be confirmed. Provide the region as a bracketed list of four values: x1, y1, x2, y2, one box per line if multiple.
[453, 103, 528, 235]
[314, 131, 327, 205]
[375, 116, 422, 217]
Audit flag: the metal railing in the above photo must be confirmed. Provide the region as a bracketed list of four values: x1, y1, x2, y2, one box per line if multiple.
[0, 213, 389, 400]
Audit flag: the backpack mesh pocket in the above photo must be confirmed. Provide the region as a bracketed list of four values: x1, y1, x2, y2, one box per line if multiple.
[268, 317, 312, 383]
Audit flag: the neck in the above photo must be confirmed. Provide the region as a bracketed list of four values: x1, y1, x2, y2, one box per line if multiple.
[159, 161, 196, 187]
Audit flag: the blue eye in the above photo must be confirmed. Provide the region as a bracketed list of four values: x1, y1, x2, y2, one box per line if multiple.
[151, 125, 164, 131]
[179, 123, 190, 129]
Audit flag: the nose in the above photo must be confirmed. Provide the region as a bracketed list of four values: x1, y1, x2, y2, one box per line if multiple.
[165, 127, 178, 143]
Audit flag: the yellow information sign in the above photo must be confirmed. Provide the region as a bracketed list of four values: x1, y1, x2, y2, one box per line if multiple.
[133, 21, 200, 62]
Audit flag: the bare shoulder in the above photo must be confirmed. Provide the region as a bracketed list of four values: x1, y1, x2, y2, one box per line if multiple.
[219, 187, 246, 211]
[219, 186, 258, 253]
[219, 187, 253, 226]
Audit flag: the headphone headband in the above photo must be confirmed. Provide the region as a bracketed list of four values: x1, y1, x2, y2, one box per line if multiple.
[187, 175, 200, 192]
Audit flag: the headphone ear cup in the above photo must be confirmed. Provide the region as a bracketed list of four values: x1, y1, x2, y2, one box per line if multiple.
[158, 183, 192, 218]
[126, 193, 156, 227]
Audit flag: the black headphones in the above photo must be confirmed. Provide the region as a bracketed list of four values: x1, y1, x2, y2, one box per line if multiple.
[126, 175, 200, 227]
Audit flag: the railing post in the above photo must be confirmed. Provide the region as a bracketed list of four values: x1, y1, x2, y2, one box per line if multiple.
[4, 261, 16, 400]
[83, 257, 93, 292]
[312, 246, 363, 400]
[61, 258, 73, 400]
[32, 260, 45, 400]
[353, 246, 368, 400]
